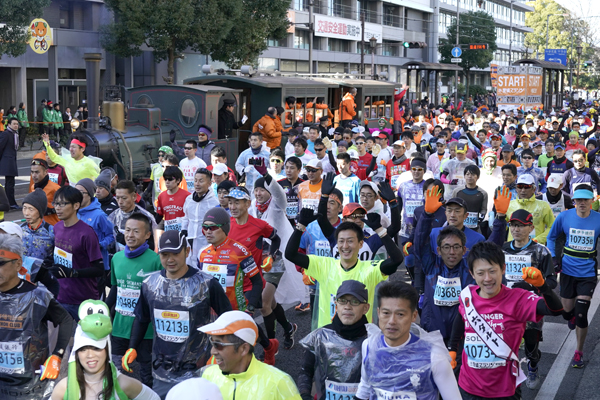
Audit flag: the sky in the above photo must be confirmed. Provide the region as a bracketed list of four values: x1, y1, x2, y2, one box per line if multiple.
[555, 0, 600, 44]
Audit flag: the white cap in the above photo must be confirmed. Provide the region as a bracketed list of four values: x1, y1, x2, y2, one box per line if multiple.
[71, 325, 109, 355]
[212, 163, 228, 176]
[347, 149, 359, 160]
[527, 127, 536, 132]
[371, 131, 381, 138]
[166, 378, 223, 400]
[306, 159, 323, 170]
[547, 175, 563, 189]
[0, 222, 23, 239]
[360, 180, 378, 195]
[516, 174, 535, 185]
[392, 140, 406, 147]
[199, 310, 259, 346]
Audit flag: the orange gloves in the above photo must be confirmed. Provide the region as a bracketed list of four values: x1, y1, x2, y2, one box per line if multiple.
[494, 186, 512, 215]
[424, 185, 443, 214]
[40, 355, 61, 380]
[261, 256, 273, 272]
[449, 351, 457, 369]
[122, 348, 137, 372]
[403, 242, 413, 256]
[522, 267, 545, 287]
[302, 270, 316, 285]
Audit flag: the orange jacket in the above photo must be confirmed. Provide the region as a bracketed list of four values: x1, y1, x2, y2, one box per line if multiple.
[253, 114, 281, 149]
[341, 93, 356, 121]
[28, 179, 60, 225]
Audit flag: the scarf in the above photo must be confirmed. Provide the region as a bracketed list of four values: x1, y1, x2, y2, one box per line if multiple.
[256, 197, 271, 214]
[193, 191, 208, 202]
[6, 127, 19, 151]
[251, 146, 262, 155]
[392, 154, 407, 165]
[330, 314, 368, 341]
[197, 139, 209, 148]
[125, 242, 149, 259]
[34, 174, 50, 190]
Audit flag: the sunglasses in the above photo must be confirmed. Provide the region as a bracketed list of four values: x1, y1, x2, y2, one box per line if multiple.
[314, 148, 325, 152]
[356, 142, 365, 145]
[0, 259, 17, 267]
[202, 224, 223, 232]
[306, 168, 320, 173]
[344, 213, 365, 220]
[184, 147, 194, 150]
[210, 340, 236, 351]
[516, 184, 533, 189]
[270, 159, 283, 163]
[164, 177, 176, 182]
[521, 156, 533, 160]
[411, 168, 424, 172]
[158, 153, 165, 158]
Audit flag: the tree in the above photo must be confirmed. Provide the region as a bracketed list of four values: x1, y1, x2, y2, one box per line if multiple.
[208, 0, 290, 68]
[0, 0, 51, 59]
[523, 0, 571, 55]
[439, 10, 497, 100]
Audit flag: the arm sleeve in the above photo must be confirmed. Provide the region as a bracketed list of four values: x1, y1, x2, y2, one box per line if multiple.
[44, 142, 67, 167]
[479, 189, 488, 215]
[379, 234, 403, 276]
[285, 229, 310, 270]
[268, 232, 281, 257]
[317, 201, 336, 238]
[297, 349, 317, 396]
[246, 272, 263, 309]
[465, 130, 482, 150]
[535, 283, 564, 316]
[74, 258, 104, 278]
[386, 200, 401, 237]
[0, 186, 10, 212]
[44, 298, 74, 357]
[170, 141, 184, 157]
[448, 312, 465, 352]
[208, 278, 234, 315]
[130, 287, 152, 350]
[365, 155, 377, 177]
[328, 151, 339, 174]
[106, 285, 117, 309]
[414, 212, 437, 275]
[541, 251, 557, 290]
[431, 350, 462, 400]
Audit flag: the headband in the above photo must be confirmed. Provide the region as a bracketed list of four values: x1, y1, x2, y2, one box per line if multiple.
[71, 139, 86, 149]
[198, 127, 211, 136]
[411, 159, 426, 170]
[329, 193, 343, 206]
[0, 250, 21, 260]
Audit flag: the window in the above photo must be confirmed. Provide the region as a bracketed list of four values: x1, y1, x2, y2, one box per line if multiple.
[382, 41, 399, 57]
[135, 95, 153, 107]
[383, 5, 400, 27]
[294, 30, 310, 49]
[259, 58, 279, 71]
[280, 60, 309, 72]
[59, 1, 71, 29]
[180, 97, 198, 127]
[267, 37, 287, 47]
[328, 38, 350, 52]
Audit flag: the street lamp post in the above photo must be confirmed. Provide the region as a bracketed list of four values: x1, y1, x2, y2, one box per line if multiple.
[454, 0, 460, 108]
[576, 45, 583, 92]
[370, 36, 377, 78]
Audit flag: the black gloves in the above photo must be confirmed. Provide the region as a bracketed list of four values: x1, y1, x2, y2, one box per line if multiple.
[297, 208, 319, 227]
[50, 265, 77, 278]
[378, 181, 397, 203]
[321, 172, 337, 196]
[362, 213, 382, 231]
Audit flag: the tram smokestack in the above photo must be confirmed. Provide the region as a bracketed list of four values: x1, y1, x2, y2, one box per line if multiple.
[84, 53, 102, 131]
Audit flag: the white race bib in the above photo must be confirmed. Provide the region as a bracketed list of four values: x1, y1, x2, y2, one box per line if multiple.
[314, 240, 331, 257]
[465, 212, 479, 229]
[115, 287, 140, 317]
[48, 172, 59, 184]
[0, 342, 25, 374]
[164, 217, 182, 232]
[405, 200, 421, 218]
[569, 228, 594, 251]
[391, 174, 401, 190]
[302, 198, 319, 212]
[433, 276, 461, 306]
[505, 254, 531, 284]
[153, 309, 190, 343]
[202, 263, 229, 289]
[53, 247, 73, 269]
[325, 381, 359, 399]
[374, 388, 417, 400]
[286, 201, 298, 219]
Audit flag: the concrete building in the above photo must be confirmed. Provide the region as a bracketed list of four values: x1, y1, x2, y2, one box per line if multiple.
[435, 0, 534, 89]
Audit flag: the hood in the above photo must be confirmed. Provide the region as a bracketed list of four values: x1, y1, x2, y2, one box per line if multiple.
[515, 195, 537, 206]
[78, 197, 103, 216]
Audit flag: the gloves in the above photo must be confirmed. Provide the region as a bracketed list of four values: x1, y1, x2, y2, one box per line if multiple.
[261, 256, 273, 272]
[323, 137, 332, 150]
[297, 208, 319, 227]
[424, 185, 443, 214]
[50, 265, 76, 278]
[377, 181, 397, 203]
[258, 123, 264, 130]
[449, 351, 457, 369]
[115, 226, 125, 245]
[321, 172, 336, 196]
[553, 257, 562, 274]
[302, 270, 316, 285]
[169, 130, 176, 143]
[122, 348, 137, 373]
[252, 158, 268, 176]
[372, 144, 381, 156]
[494, 186, 512, 215]
[362, 213, 382, 231]
[402, 242, 412, 256]
[181, 229, 188, 238]
[450, 179, 459, 185]
[40, 355, 61, 380]
[522, 267, 545, 287]
[243, 165, 254, 173]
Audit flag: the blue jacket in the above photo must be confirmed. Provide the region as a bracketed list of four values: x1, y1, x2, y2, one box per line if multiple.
[415, 211, 507, 339]
[78, 198, 115, 269]
[21, 221, 55, 268]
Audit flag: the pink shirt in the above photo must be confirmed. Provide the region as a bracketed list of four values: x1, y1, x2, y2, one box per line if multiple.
[458, 285, 542, 398]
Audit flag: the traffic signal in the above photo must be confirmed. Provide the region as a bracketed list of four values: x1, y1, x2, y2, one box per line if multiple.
[583, 61, 592, 69]
[403, 42, 427, 49]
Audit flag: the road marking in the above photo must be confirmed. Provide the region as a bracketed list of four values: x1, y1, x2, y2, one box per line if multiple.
[535, 286, 600, 399]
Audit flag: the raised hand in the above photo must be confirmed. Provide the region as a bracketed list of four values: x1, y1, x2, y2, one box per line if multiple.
[424, 185, 443, 214]
[377, 181, 397, 203]
[494, 186, 512, 216]
[321, 172, 337, 196]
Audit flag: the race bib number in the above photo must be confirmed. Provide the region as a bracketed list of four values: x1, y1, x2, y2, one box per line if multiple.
[550, 206, 563, 217]
[53, 247, 73, 269]
[405, 200, 421, 218]
[373, 388, 417, 400]
[314, 240, 331, 257]
[202, 263, 229, 289]
[330, 294, 336, 319]
[433, 276, 461, 306]
[505, 254, 531, 284]
[391, 175, 401, 190]
[569, 228, 595, 251]
[464, 333, 506, 369]
[0, 342, 25, 374]
[286, 201, 298, 219]
[325, 380, 359, 400]
[48, 172, 59, 184]
[164, 217, 182, 232]
[185, 180, 194, 192]
[115, 287, 140, 317]
[464, 212, 479, 229]
[154, 309, 190, 343]
[302, 198, 319, 212]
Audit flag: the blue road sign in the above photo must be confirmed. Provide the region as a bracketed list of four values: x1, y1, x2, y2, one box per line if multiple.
[452, 47, 462, 58]
[545, 49, 567, 66]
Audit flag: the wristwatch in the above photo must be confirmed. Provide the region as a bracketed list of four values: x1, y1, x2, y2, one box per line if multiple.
[246, 305, 255, 313]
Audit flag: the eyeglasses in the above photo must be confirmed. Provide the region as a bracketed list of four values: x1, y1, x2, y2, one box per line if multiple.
[356, 142, 365, 145]
[440, 244, 463, 252]
[573, 159, 585, 163]
[164, 177, 176, 182]
[509, 223, 530, 228]
[336, 298, 366, 306]
[360, 193, 375, 199]
[210, 340, 236, 351]
[202, 224, 223, 232]
[516, 184, 533, 189]
[411, 168, 424, 172]
[314, 148, 325, 152]
[306, 168, 320, 173]
[0, 259, 17, 267]
[270, 159, 283, 163]
[184, 147, 193, 150]
[52, 201, 71, 208]
[344, 213, 365, 220]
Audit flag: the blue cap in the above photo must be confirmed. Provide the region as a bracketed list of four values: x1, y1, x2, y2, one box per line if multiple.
[554, 142, 565, 150]
[572, 186, 594, 200]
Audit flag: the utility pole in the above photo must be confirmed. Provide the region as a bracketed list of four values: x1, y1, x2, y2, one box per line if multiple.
[454, 0, 460, 108]
[508, 0, 513, 64]
[360, 12, 365, 77]
[309, 0, 314, 74]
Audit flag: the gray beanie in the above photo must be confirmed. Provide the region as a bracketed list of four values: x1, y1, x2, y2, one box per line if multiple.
[202, 207, 231, 235]
[23, 188, 48, 217]
[77, 178, 96, 198]
[95, 169, 112, 192]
